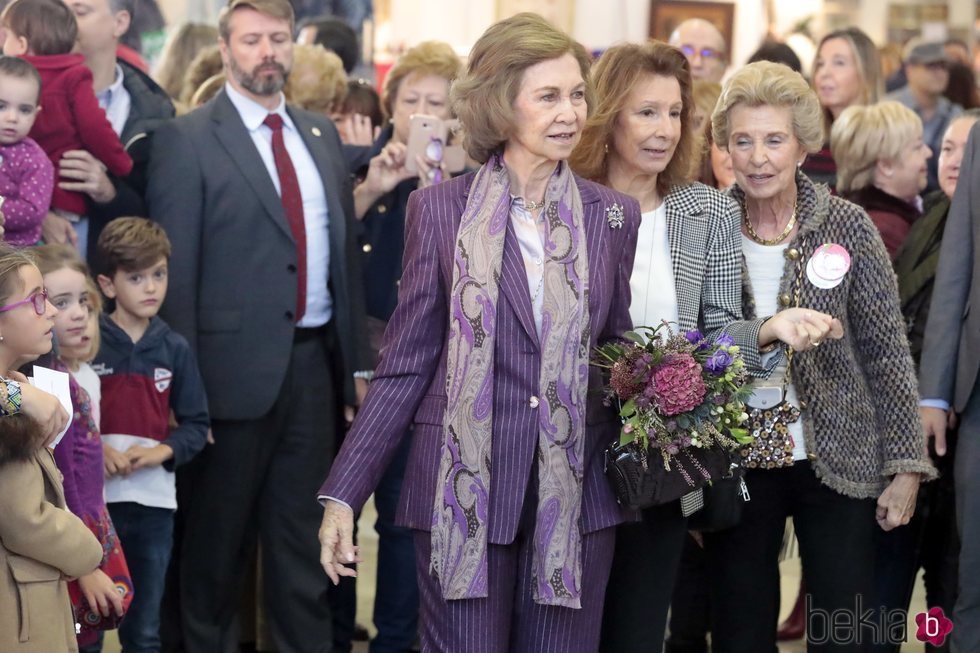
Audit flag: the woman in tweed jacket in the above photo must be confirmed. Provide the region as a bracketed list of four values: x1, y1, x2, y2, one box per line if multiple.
[704, 61, 937, 653]
[570, 43, 842, 652]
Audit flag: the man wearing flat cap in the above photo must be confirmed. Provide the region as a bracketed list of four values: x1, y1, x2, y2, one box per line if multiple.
[887, 37, 963, 192]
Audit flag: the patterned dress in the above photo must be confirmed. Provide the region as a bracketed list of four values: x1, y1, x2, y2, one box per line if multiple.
[49, 358, 130, 645]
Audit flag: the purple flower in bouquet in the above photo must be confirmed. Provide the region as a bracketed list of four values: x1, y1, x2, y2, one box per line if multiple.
[714, 333, 734, 348]
[652, 353, 706, 416]
[704, 349, 734, 376]
[684, 329, 709, 351]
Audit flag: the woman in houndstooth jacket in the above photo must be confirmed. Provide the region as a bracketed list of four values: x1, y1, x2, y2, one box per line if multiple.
[570, 42, 843, 652]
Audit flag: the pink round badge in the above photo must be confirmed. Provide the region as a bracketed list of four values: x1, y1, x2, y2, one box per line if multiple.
[806, 243, 851, 289]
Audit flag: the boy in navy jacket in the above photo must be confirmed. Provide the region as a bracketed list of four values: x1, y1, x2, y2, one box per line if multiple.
[93, 217, 208, 653]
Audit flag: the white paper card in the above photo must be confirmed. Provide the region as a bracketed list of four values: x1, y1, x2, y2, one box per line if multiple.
[31, 366, 72, 448]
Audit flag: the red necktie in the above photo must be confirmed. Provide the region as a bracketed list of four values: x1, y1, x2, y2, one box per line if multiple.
[264, 113, 307, 322]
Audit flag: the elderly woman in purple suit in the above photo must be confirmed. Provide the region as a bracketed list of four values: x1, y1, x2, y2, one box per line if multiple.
[317, 12, 642, 652]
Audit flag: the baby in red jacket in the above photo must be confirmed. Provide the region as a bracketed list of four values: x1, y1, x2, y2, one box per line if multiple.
[1, 0, 131, 249]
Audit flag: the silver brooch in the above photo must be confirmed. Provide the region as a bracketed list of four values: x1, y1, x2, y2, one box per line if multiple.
[606, 203, 624, 229]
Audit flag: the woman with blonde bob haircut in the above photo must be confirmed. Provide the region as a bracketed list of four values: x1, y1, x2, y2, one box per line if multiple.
[804, 27, 882, 188]
[319, 13, 642, 652]
[703, 61, 935, 652]
[832, 101, 931, 259]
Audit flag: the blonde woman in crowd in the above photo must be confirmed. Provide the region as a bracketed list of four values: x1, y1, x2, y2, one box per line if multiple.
[177, 45, 223, 110]
[804, 27, 882, 188]
[832, 101, 930, 259]
[284, 44, 348, 116]
[704, 61, 934, 653]
[154, 23, 219, 100]
[692, 80, 735, 189]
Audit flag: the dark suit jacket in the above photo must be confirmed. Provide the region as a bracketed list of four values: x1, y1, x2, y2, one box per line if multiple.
[920, 122, 980, 412]
[319, 171, 640, 543]
[147, 90, 369, 419]
[85, 61, 175, 273]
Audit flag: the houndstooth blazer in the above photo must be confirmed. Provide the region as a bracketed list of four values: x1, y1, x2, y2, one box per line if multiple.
[658, 182, 768, 371]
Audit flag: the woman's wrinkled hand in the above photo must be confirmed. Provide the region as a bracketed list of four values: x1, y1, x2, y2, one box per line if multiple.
[319, 500, 361, 584]
[876, 472, 920, 531]
[759, 308, 844, 353]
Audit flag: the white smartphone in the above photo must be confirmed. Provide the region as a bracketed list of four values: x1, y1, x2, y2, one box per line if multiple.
[745, 385, 785, 410]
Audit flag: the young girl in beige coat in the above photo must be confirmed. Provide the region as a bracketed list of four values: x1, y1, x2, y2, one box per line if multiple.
[0, 244, 102, 652]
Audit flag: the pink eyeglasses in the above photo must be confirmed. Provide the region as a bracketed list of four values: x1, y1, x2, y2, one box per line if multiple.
[0, 289, 49, 316]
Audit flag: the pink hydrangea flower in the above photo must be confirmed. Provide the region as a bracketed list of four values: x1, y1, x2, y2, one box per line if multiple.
[652, 354, 706, 416]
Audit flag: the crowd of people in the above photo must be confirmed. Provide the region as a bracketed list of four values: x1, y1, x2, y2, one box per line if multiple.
[0, 1, 979, 652]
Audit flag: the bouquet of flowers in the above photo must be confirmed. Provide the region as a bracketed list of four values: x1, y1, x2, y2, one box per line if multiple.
[593, 323, 754, 511]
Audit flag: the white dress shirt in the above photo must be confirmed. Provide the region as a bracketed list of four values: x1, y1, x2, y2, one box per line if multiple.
[629, 204, 679, 332]
[225, 83, 333, 327]
[95, 64, 131, 137]
[510, 197, 547, 337]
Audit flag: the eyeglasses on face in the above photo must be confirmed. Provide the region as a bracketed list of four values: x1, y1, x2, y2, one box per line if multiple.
[0, 289, 48, 316]
[681, 45, 724, 61]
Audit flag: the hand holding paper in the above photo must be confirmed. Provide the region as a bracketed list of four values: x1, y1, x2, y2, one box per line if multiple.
[27, 366, 73, 448]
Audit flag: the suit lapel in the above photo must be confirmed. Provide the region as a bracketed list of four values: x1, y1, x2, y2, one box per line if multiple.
[579, 180, 604, 334]
[499, 219, 540, 348]
[211, 92, 294, 241]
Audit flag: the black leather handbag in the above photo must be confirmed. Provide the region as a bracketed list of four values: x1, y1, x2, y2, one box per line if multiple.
[603, 440, 732, 512]
[687, 460, 749, 532]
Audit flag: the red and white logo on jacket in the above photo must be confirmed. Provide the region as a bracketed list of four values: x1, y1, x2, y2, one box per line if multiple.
[154, 368, 173, 393]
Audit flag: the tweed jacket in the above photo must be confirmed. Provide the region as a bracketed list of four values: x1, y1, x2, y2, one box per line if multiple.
[319, 171, 640, 541]
[736, 172, 936, 498]
[660, 182, 767, 371]
[0, 448, 103, 652]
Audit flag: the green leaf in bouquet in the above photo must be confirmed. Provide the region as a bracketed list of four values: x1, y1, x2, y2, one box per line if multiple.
[729, 427, 751, 444]
[676, 414, 691, 429]
[619, 398, 637, 418]
[623, 330, 646, 346]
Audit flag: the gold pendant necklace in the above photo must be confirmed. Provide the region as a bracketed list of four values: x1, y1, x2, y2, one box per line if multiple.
[744, 203, 798, 246]
[523, 198, 546, 211]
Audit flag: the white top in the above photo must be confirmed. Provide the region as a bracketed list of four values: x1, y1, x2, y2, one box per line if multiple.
[741, 235, 807, 461]
[225, 83, 333, 328]
[510, 197, 547, 338]
[73, 362, 101, 430]
[629, 205, 679, 331]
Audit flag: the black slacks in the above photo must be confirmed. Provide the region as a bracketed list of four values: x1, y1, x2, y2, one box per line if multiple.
[599, 501, 689, 653]
[176, 325, 342, 653]
[705, 463, 876, 653]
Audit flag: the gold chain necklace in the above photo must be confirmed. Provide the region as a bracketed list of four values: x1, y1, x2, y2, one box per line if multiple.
[523, 198, 546, 211]
[743, 202, 798, 246]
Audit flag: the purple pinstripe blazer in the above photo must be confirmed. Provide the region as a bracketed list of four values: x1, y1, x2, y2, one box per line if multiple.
[319, 171, 640, 543]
